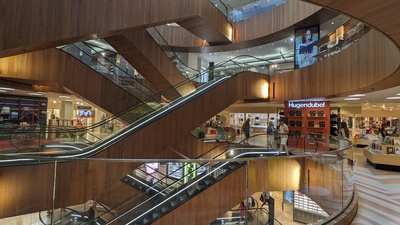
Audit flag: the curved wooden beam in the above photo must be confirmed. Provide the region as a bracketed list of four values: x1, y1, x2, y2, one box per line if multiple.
[0, 0, 231, 58]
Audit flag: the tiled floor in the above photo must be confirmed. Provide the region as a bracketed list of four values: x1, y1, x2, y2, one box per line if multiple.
[351, 148, 400, 225]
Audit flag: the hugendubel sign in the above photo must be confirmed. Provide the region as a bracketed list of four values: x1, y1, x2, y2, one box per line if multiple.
[288, 102, 326, 109]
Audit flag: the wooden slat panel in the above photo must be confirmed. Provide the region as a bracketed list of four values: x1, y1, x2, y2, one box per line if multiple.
[0, 0, 231, 58]
[270, 28, 400, 101]
[0, 48, 139, 114]
[234, 0, 322, 43]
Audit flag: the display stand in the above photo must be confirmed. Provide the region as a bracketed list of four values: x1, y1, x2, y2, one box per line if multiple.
[363, 137, 400, 171]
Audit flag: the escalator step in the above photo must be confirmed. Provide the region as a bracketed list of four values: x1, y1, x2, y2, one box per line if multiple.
[227, 164, 237, 169]
[204, 179, 212, 185]
[171, 199, 179, 207]
[152, 211, 161, 219]
[179, 193, 188, 201]
[187, 188, 196, 195]
[143, 217, 151, 224]
[161, 206, 169, 213]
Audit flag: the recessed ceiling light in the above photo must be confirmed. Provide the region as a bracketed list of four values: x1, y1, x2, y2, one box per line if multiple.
[348, 94, 365, 97]
[344, 98, 360, 100]
[59, 96, 71, 98]
[386, 96, 400, 100]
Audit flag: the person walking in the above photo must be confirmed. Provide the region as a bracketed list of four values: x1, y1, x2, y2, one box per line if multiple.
[242, 118, 251, 143]
[267, 121, 275, 149]
[277, 119, 289, 155]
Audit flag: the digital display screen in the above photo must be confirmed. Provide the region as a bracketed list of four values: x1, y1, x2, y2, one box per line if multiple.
[294, 26, 320, 69]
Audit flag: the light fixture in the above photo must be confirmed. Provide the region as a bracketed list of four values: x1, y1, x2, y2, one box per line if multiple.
[0, 87, 15, 90]
[28, 93, 42, 96]
[0, 90, 6, 93]
[59, 96, 71, 99]
[344, 98, 360, 100]
[386, 96, 400, 100]
[348, 94, 365, 97]
[262, 82, 269, 98]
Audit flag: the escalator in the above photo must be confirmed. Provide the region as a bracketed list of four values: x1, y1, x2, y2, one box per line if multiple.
[93, 133, 295, 225]
[0, 54, 270, 164]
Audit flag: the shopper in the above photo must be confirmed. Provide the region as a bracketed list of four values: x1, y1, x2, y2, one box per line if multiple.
[87, 201, 98, 225]
[239, 201, 246, 222]
[339, 122, 350, 148]
[242, 118, 251, 143]
[380, 122, 388, 139]
[260, 191, 270, 208]
[277, 119, 289, 155]
[267, 121, 275, 149]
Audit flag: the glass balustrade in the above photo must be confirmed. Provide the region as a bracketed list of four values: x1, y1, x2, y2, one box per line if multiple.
[0, 134, 354, 225]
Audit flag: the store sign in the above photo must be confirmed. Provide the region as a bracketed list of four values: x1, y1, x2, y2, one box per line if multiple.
[288, 102, 326, 109]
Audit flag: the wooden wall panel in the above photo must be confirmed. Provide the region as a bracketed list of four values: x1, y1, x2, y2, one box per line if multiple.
[105, 30, 195, 98]
[0, 164, 54, 217]
[149, 25, 206, 48]
[0, 48, 139, 114]
[248, 158, 303, 192]
[169, 134, 221, 158]
[270, 29, 400, 101]
[0, 0, 231, 58]
[234, 0, 321, 42]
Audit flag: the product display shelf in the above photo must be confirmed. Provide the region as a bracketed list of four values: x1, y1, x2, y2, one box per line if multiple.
[307, 114, 326, 118]
[363, 136, 400, 171]
[363, 147, 400, 171]
[307, 125, 326, 129]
